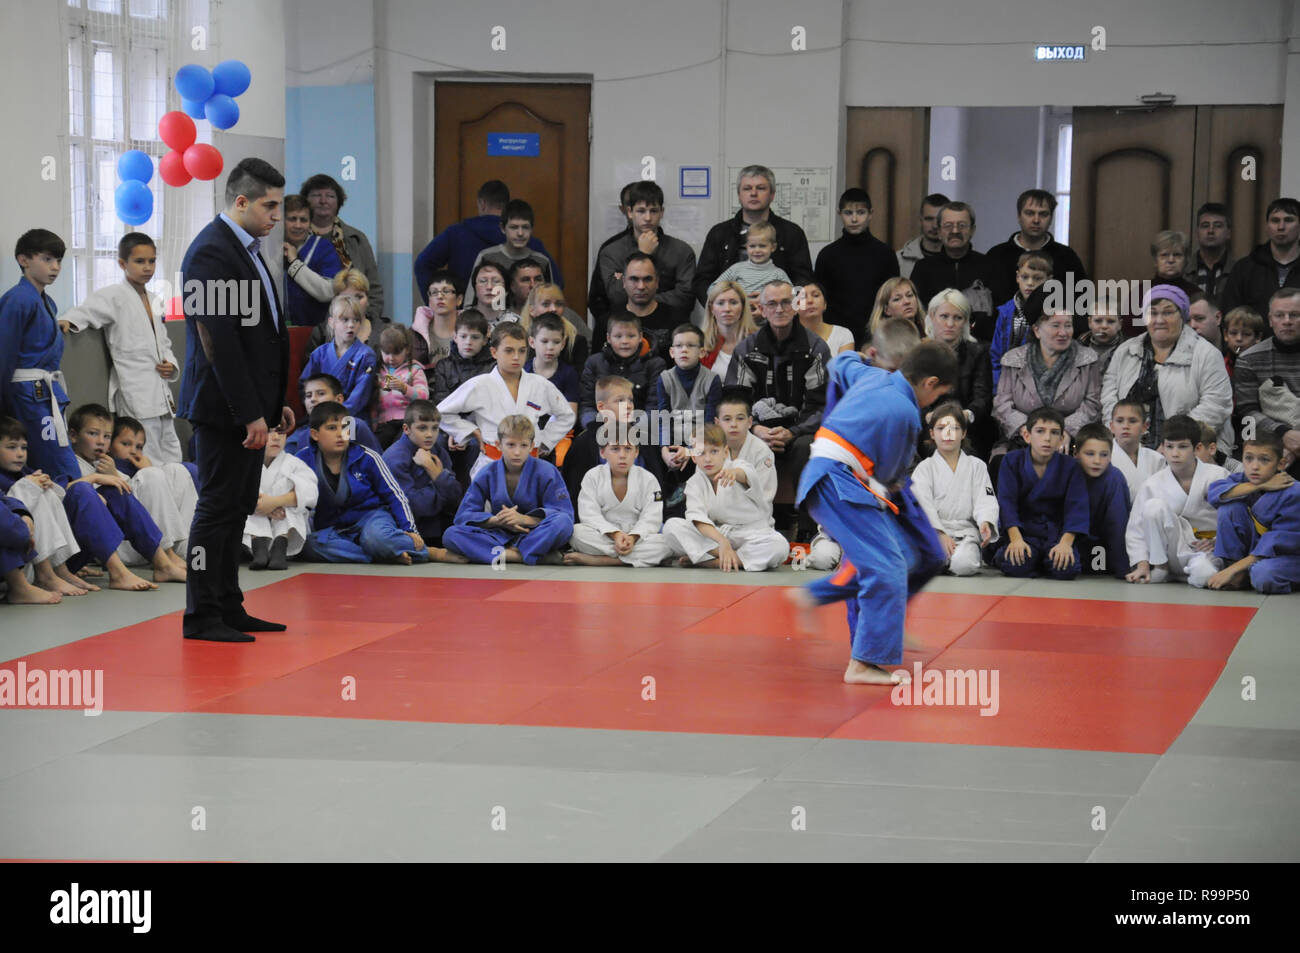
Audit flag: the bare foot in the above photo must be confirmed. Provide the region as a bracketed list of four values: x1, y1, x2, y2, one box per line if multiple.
[4, 573, 63, 604]
[563, 552, 623, 566]
[394, 551, 413, 565]
[503, 547, 524, 563]
[110, 565, 158, 591]
[152, 561, 187, 584]
[166, 549, 188, 570]
[34, 564, 88, 596]
[676, 555, 693, 567]
[78, 564, 106, 579]
[434, 548, 469, 564]
[55, 563, 99, 591]
[844, 660, 909, 686]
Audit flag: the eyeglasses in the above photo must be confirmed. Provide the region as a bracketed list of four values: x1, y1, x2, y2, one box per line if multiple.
[762, 298, 794, 310]
[940, 223, 971, 233]
[428, 288, 457, 297]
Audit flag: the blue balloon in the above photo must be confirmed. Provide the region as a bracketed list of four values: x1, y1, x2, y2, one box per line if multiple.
[114, 180, 153, 226]
[211, 60, 251, 98]
[181, 98, 206, 120]
[116, 149, 153, 184]
[204, 94, 240, 130]
[174, 64, 214, 103]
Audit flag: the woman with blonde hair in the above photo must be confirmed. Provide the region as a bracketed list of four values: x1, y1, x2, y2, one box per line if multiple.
[867, 276, 924, 340]
[701, 280, 757, 381]
[923, 288, 994, 456]
[518, 283, 591, 369]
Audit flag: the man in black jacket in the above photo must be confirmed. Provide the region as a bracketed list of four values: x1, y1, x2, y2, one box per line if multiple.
[983, 189, 1088, 321]
[1222, 197, 1300, 320]
[178, 158, 293, 642]
[910, 202, 998, 341]
[815, 187, 900, 347]
[694, 165, 815, 306]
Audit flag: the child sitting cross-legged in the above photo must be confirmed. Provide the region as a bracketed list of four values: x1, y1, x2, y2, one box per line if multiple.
[565, 433, 672, 568]
[242, 428, 318, 571]
[911, 401, 998, 576]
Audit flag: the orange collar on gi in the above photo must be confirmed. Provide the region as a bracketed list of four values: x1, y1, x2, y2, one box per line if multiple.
[814, 426, 899, 515]
[481, 442, 539, 461]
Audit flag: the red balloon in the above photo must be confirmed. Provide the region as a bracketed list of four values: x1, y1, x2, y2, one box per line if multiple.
[158, 150, 192, 187]
[182, 144, 224, 181]
[158, 111, 196, 152]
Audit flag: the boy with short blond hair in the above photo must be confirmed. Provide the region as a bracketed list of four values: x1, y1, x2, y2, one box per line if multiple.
[663, 423, 788, 571]
[1125, 414, 1225, 584]
[713, 221, 791, 297]
[443, 414, 574, 565]
[566, 435, 671, 568]
[654, 324, 722, 507]
[864, 316, 921, 372]
[1196, 434, 1300, 592]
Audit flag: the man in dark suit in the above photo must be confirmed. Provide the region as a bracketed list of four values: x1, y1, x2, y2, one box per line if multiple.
[179, 158, 294, 642]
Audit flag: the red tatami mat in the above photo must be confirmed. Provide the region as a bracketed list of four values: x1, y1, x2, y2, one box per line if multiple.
[2, 574, 1257, 754]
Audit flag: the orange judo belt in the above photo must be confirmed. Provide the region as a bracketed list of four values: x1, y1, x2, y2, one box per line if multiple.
[480, 442, 539, 461]
[814, 427, 899, 515]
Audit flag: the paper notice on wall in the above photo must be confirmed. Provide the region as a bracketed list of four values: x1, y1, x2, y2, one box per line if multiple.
[662, 204, 707, 247]
[728, 166, 833, 243]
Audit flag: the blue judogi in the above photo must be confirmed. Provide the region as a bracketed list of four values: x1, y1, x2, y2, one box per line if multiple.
[1080, 465, 1131, 577]
[1208, 473, 1300, 594]
[285, 418, 380, 457]
[296, 440, 425, 563]
[993, 448, 1090, 578]
[381, 434, 463, 544]
[443, 456, 574, 565]
[0, 279, 79, 482]
[286, 235, 343, 327]
[796, 353, 946, 666]
[0, 496, 34, 574]
[300, 338, 377, 417]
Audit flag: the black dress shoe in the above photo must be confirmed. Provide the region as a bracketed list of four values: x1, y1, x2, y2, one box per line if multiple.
[224, 613, 287, 632]
[184, 623, 256, 643]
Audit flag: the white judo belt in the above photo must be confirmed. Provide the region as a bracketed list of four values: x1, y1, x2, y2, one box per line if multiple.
[10, 368, 70, 446]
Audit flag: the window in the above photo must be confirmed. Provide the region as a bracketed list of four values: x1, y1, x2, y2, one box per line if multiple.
[62, 0, 211, 307]
[1055, 121, 1072, 246]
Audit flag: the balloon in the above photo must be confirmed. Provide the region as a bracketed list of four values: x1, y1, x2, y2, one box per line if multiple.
[211, 60, 251, 98]
[158, 111, 196, 151]
[182, 143, 223, 181]
[158, 150, 192, 187]
[114, 180, 154, 225]
[116, 149, 153, 184]
[181, 98, 207, 120]
[204, 94, 239, 131]
[174, 64, 214, 103]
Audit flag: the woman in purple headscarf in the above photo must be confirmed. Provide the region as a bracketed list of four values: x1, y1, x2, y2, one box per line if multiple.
[1101, 284, 1235, 451]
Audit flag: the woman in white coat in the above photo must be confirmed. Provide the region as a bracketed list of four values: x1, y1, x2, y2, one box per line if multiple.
[1101, 284, 1233, 453]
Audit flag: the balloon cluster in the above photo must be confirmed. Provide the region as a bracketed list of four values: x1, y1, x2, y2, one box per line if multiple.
[114, 150, 155, 226]
[157, 60, 252, 187]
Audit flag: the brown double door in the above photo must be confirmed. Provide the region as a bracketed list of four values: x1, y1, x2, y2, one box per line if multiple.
[434, 82, 591, 316]
[1070, 105, 1283, 284]
[844, 107, 931, 250]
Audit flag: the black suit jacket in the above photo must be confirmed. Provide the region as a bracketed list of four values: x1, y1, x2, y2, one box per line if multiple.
[177, 216, 289, 428]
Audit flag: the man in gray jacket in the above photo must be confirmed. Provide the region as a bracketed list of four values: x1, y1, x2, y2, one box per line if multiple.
[896, 192, 950, 278]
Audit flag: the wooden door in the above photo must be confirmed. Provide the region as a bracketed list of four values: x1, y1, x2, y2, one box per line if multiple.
[1071, 105, 1282, 283]
[434, 82, 591, 316]
[844, 107, 930, 250]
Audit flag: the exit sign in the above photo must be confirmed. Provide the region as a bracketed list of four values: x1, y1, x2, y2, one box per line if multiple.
[1034, 45, 1086, 61]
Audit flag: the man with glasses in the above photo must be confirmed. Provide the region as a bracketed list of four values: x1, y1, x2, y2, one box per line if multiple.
[910, 201, 997, 340]
[694, 165, 815, 306]
[724, 280, 830, 540]
[1234, 287, 1300, 477]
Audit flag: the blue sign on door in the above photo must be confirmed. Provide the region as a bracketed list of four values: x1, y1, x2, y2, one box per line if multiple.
[487, 133, 540, 157]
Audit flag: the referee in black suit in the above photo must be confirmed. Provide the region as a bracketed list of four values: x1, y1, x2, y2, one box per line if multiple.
[178, 158, 294, 642]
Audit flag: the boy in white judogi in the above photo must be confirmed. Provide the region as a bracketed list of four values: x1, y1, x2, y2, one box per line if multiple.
[1109, 399, 1166, 498]
[58, 234, 183, 463]
[437, 323, 574, 482]
[1125, 414, 1227, 584]
[108, 417, 197, 559]
[565, 438, 672, 568]
[715, 388, 778, 507]
[663, 424, 788, 572]
[243, 428, 319, 570]
[912, 403, 999, 576]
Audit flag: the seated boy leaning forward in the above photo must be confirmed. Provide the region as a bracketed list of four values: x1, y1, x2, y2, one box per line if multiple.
[1125, 414, 1226, 585]
[1194, 432, 1300, 593]
[443, 414, 574, 565]
[296, 401, 432, 564]
[993, 407, 1090, 579]
[864, 315, 921, 372]
[791, 341, 958, 685]
[662, 423, 789, 572]
[243, 426, 318, 571]
[566, 433, 673, 568]
[381, 399, 465, 551]
[1074, 421, 1132, 578]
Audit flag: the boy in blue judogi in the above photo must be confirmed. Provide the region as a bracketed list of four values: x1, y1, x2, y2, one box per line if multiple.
[297, 401, 429, 564]
[0, 230, 79, 483]
[286, 372, 381, 457]
[794, 341, 958, 686]
[993, 407, 1090, 579]
[1073, 421, 1131, 577]
[1198, 434, 1300, 593]
[382, 399, 464, 548]
[0, 495, 58, 604]
[443, 414, 574, 565]
[300, 296, 377, 418]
